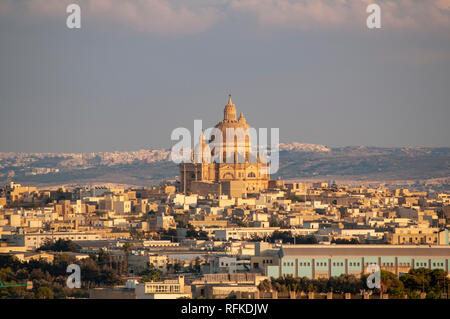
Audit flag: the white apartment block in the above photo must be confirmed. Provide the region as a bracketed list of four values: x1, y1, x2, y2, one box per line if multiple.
[2, 232, 102, 249]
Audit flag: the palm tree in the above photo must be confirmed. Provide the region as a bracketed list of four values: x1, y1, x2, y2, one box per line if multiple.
[122, 242, 132, 275]
[257, 279, 271, 292]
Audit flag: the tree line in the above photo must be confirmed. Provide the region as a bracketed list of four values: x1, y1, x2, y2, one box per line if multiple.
[258, 268, 449, 299]
[248, 231, 319, 244]
[0, 249, 124, 299]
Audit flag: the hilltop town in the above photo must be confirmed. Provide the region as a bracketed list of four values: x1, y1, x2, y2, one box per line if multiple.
[0, 97, 449, 300]
[0, 180, 449, 299]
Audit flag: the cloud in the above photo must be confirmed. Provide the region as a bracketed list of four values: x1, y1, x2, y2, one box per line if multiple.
[229, 0, 450, 31]
[1, 0, 222, 36]
[1, 0, 449, 34]
[84, 0, 221, 35]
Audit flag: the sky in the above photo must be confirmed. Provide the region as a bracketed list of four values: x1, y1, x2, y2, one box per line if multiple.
[0, 0, 449, 153]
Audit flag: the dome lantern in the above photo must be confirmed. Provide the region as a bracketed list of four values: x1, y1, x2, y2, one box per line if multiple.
[224, 94, 236, 121]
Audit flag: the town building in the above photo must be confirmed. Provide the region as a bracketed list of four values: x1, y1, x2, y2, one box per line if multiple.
[265, 245, 450, 279]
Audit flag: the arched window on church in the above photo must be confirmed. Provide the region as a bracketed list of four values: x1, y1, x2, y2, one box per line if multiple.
[248, 172, 256, 178]
[223, 172, 234, 179]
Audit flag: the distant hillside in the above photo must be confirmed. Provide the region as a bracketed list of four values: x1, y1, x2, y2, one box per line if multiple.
[0, 143, 449, 188]
[276, 146, 450, 181]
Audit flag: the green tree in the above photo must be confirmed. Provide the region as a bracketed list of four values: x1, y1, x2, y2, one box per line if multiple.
[269, 217, 282, 227]
[36, 286, 54, 299]
[139, 267, 163, 282]
[380, 270, 404, 297]
[37, 239, 81, 252]
[122, 242, 132, 275]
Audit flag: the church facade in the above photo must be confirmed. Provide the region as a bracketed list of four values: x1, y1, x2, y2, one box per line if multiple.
[179, 96, 270, 195]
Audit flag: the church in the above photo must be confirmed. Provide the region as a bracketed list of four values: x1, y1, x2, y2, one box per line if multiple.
[179, 96, 270, 196]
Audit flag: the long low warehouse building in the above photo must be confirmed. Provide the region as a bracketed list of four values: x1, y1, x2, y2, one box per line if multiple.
[265, 245, 450, 279]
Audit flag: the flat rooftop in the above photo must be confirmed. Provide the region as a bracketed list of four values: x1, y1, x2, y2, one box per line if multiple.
[280, 245, 450, 257]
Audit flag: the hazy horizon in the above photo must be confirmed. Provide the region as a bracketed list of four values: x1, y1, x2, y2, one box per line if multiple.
[2, 140, 450, 155]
